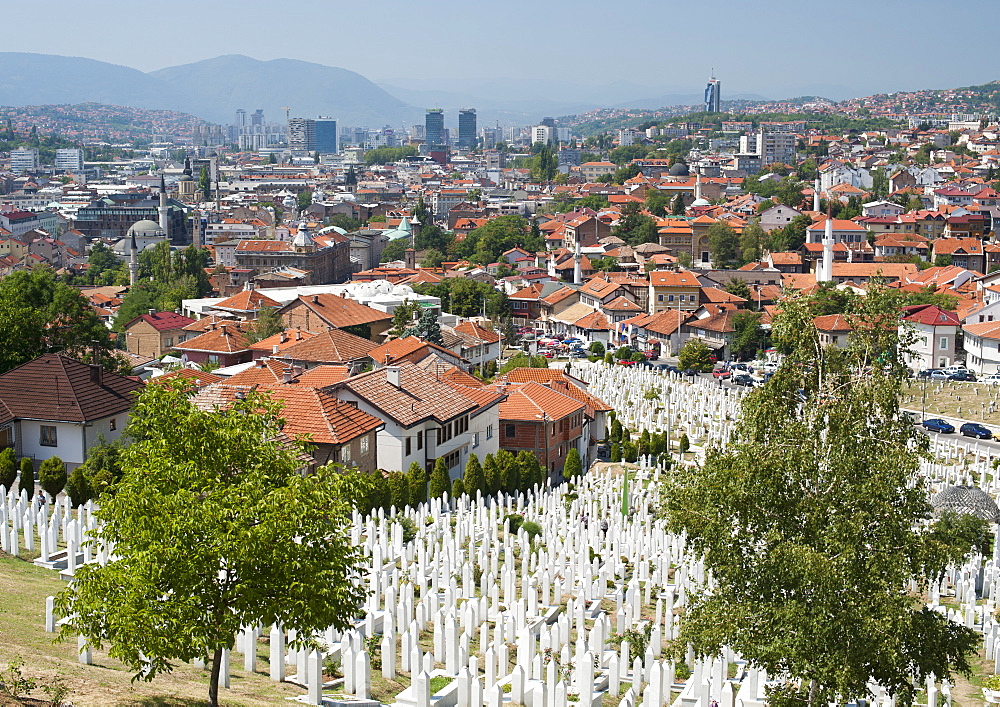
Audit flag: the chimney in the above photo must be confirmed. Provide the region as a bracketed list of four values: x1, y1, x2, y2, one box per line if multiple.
[89, 364, 103, 387]
[279, 331, 288, 343]
[295, 329, 302, 341]
[148, 308, 156, 316]
[282, 368, 293, 383]
[272, 344, 280, 354]
[311, 294, 319, 304]
[386, 366, 401, 388]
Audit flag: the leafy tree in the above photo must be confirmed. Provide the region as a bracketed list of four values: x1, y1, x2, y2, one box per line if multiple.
[55, 382, 366, 707]
[531, 144, 558, 182]
[327, 214, 362, 232]
[497, 449, 520, 494]
[499, 352, 549, 375]
[932, 510, 992, 558]
[365, 146, 418, 165]
[738, 223, 767, 265]
[706, 222, 739, 267]
[246, 307, 285, 344]
[407, 461, 428, 506]
[934, 254, 953, 267]
[391, 299, 422, 335]
[725, 278, 752, 301]
[611, 202, 658, 245]
[420, 248, 446, 268]
[589, 341, 605, 356]
[0, 448, 16, 491]
[38, 456, 67, 499]
[730, 311, 765, 361]
[678, 433, 689, 454]
[0, 268, 120, 375]
[563, 447, 582, 479]
[18, 458, 34, 497]
[198, 166, 211, 199]
[771, 213, 811, 252]
[414, 224, 452, 252]
[380, 239, 408, 263]
[450, 215, 544, 265]
[902, 285, 959, 311]
[612, 164, 641, 185]
[645, 188, 671, 217]
[671, 193, 687, 215]
[402, 308, 444, 345]
[451, 478, 466, 498]
[463, 454, 485, 498]
[85, 242, 127, 285]
[517, 450, 543, 492]
[610, 444, 621, 463]
[297, 191, 312, 211]
[678, 338, 714, 372]
[661, 286, 981, 707]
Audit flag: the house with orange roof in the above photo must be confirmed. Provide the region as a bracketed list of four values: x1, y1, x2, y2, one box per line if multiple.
[931, 238, 989, 273]
[150, 367, 225, 390]
[900, 304, 960, 371]
[538, 286, 581, 323]
[367, 335, 468, 370]
[813, 314, 854, 349]
[962, 320, 1000, 374]
[495, 380, 587, 479]
[277, 328, 380, 373]
[173, 321, 252, 368]
[193, 382, 384, 473]
[122, 311, 195, 358]
[648, 270, 701, 313]
[330, 361, 503, 475]
[206, 286, 281, 320]
[276, 293, 393, 340]
[248, 328, 317, 360]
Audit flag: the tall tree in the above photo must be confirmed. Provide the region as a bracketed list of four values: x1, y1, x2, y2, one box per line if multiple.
[463, 453, 485, 499]
[738, 222, 767, 265]
[730, 310, 765, 360]
[706, 221, 739, 267]
[55, 382, 366, 707]
[428, 457, 451, 500]
[563, 448, 582, 479]
[678, 338, 714, 372]
[662, 286, 981, 707]
[246, 307, 285, 344]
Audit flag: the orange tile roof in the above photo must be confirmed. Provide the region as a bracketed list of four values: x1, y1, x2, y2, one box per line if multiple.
[248, 328, 318, 353]
[296, 365, 352, 387]
[212, 288, 281, 312]
[813, 313, 853, 332]
[280, 329, 378, 364]
[176, 324, 251, 354]
[650, 270, 700, 287]
[497, 381, 585, 422]
[453, 320, 501, 343]
[282, 293, 392, 328]
[151, 368, 224, 388]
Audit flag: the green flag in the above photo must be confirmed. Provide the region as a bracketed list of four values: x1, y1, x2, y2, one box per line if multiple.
[621, 470, 629, 517]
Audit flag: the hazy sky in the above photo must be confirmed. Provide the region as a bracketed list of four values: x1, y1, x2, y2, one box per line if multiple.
[5, 0, 997, 99]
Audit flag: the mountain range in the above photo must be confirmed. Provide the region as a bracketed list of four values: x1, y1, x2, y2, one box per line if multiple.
[0, 52, 789, 129]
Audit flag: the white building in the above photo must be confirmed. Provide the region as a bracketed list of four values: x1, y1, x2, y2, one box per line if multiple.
[54, 149, 84, 172]
[900, 304, 959, 371]
[10, 148, 39, 175]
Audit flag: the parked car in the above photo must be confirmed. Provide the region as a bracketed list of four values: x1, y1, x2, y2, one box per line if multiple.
[571, 350, 588, 358]
[929, 370, 951, 380]
[916, 369, 935, 379]
[712, 368, 732, 379]
[542, 351, 554, 359]
[663, 365, 680, 374]
[618, 359, 636, 366]
[921, 418, 955, 434]
[948, 371, 976, 381]
[960, 423, 992, 439]
[982, 373, 1000, 385]
[733, 374, 755, 387]
[682, 368, 699, 377]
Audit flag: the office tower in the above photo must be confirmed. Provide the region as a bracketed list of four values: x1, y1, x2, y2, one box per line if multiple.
[458, 109, 477, 149]
[316, 117, 338, 154]
[531, 125, 555, 145]
[235, 109, 247, 130]
[10, 148, 39, 175]
[252, 109, 264, 126]
[425, 109, 444, 146]
[705, 75, 721, 112]
[540, 117, 556, 128]
[54, 148, 84, 172]
[288, 118, 316, 151]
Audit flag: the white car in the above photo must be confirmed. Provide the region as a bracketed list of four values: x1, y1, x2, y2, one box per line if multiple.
[981, 373, 1000, 385]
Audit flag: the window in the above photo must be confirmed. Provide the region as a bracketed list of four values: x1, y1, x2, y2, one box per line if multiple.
[109, 418, 117, 431]
[442, 449, 461, 470]
[360, 435, 369, 455]
[341, 444, 352, 464]
[657, 294, 664, 302]
[473, 432, 480, 447]
[486, 424, 494, 439]
[405, 437, 412, 456]
[505, 424, 515, 438]
[40, 425, 57, 447]
[940, 337, 948, 350]
[164, 337, 173, 347]
[667, 295, 674, 302]
[417, 430, 423, 450]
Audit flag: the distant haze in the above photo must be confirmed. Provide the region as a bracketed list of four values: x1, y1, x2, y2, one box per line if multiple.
[0, 0, 997, 120]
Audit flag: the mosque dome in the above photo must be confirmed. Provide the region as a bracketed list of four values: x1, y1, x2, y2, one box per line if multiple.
[668, 162, 690, 177]
[127, 219, 166, 237]
[931, 485, 1000, 523]
[691, 197, 711, 208]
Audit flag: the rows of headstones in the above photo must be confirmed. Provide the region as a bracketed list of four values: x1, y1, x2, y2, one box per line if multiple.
[4, 362, 991, 706]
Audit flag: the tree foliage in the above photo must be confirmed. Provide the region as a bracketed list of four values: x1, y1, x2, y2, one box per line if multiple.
[54, 382, 366, 707]
[678, 338, 714, 372]
[429, 457, 450, 499]
[706, 222, 739, 267]
[730, 311, 766, 361]
[661, 286, 980, 707]
[563, 447, 582, 479]
[38, 456, 67, 499]
[246, 307, 285, 344]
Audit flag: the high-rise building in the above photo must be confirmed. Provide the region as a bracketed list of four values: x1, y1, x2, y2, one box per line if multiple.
[458, 109, 477, 149]
[54, 149, 84, 172]
[252, 110, 264, 126]
[10, 148, 38, 175]
[316, 118, 338, 154]
[425, 109, 444, 146]
[531, 125, 555, 145]
[288, 118, 316, 151]
[235, 109, 247, 130]
[705, 75, 721, 112]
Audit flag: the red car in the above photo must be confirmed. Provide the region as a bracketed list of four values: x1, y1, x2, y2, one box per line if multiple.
[618, 360, 636, 366]
[712, 368, 731, 379]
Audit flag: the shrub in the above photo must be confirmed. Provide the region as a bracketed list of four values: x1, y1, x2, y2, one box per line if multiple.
[38, 456, 67, 499]
[483, 453, 501, 496]
[394, 515, 418, 543]
[407, 461, 428, 506]
[0, 448, 15, 491]
[428, 457, 450, 500]
[387, 471, 409, 510]
[603, 352, 614, 365]
[505, 513, 524, 533]
[65, 465, 93, 508]
[610, 444, 621, 463]
[563, 448, 582, 478]
[521, 521, 543, 541]
[589, 341, 605, 356]
[18, 458, 33, 497]
[463, 453, 484, 497]
[679, 433, 690, 454]
[451, 478, 466, 498]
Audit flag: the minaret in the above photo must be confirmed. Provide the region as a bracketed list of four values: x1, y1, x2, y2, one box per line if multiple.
[573, 238, 582, 285]
[695, 172, 702, 202]
[813, 178, 821, 212]
[128, 234, 139, 286]
[158, 174, 169, 238]
[818, 215, 834, 282]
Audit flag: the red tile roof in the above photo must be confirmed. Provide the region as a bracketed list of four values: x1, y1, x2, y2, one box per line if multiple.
[497, 381, 585, 422]
[279, 329, 378, 364]
[127, 311, 195, 332]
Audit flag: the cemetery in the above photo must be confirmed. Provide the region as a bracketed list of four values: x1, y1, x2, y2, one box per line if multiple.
[1, 362, 1000, 706]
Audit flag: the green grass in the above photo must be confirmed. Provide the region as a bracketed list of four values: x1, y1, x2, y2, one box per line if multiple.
[429, 676, 453, 693]
[0, 552, 306, 706]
